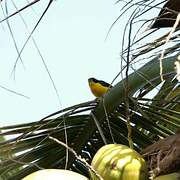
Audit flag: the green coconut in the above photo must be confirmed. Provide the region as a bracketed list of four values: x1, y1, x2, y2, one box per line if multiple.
[90, 144, 148, 180]
[22, 169, 89, 180]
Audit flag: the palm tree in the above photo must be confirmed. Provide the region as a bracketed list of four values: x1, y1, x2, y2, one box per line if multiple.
[0, 0, 179, 179]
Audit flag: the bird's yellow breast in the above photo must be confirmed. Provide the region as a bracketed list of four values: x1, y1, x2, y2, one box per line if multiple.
[89, 82, 110, 97]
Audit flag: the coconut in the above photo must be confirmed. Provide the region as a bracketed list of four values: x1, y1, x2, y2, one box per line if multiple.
[22, 169, 89, 180]
[153, 173, 180, 180]
[90, 144, 148, 180]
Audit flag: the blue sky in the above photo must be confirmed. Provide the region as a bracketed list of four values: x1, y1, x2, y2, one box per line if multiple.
[0, 0, 164, 126]
[0, 0, 126, 126]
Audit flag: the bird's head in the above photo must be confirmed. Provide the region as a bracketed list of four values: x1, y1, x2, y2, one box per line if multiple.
[88, 78, 98, 84]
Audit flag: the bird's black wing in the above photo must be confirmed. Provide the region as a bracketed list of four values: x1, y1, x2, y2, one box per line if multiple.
[98, 80, 112, 88]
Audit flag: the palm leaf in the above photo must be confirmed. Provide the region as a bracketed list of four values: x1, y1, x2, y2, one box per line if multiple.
[0, 52, 179, 179]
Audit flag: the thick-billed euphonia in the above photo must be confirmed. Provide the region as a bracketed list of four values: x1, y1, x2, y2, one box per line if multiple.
[88, 78, 112, 97]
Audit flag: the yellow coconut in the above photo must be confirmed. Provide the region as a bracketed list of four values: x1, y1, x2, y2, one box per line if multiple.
[22, 169, 89, 180]
[153, 173, 180, 180]
[90, 144, 148, 180]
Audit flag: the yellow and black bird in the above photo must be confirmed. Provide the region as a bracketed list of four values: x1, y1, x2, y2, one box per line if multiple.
[88, 78, 112, 97]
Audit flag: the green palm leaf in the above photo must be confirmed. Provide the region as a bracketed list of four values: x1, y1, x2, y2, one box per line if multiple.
[0, 53, 179, 179]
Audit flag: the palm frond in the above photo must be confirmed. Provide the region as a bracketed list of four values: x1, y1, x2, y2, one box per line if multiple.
[0, 52, 179, 179]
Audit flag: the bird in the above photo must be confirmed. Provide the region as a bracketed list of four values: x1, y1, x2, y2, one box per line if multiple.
[88, 78, 112, 97]
[150, 0, 180, 28]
